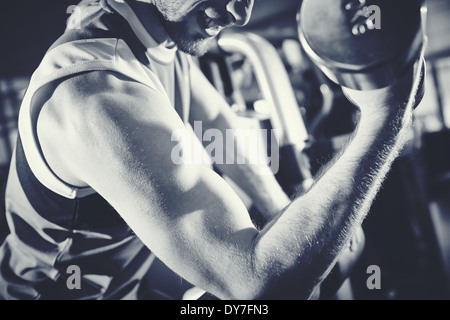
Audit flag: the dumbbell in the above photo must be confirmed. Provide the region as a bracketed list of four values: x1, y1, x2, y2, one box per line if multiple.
[298, 0, 427, 108]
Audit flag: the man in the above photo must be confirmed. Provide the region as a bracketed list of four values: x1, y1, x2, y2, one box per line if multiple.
[0, 0, 420, 300]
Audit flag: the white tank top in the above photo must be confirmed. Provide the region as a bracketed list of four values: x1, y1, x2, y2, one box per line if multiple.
[0, 0, 192, 299]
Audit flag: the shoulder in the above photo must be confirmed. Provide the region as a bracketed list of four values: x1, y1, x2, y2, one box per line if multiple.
[40, 70, 178, 131]
[36, 70, 185, 187]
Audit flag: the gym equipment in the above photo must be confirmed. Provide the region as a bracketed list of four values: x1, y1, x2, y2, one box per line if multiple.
[298, 0, 428, 106]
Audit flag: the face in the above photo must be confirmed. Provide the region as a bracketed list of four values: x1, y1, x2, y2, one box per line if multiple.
[152, 0, 255, 56]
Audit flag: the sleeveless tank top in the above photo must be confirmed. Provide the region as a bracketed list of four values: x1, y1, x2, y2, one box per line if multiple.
[0, 0, 192, 299]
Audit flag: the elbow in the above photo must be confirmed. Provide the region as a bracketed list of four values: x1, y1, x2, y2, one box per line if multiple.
[222, 255, 325, 300]
[218, 266, 316, 300]
[207, 264, 270, 300]
[220, 279, 268, 301]
[223, 277, 318, 301]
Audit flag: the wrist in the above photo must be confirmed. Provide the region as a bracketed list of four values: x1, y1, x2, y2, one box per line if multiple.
[343, 59, 425, 126]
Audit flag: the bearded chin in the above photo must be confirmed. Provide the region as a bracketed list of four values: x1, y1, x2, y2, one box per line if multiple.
[161, 20, 214, 57]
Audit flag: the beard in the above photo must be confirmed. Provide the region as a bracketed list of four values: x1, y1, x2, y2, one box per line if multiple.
[159, 17, 215, 57]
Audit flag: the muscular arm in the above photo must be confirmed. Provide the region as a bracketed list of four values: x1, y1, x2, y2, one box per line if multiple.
[37, 64, 419, 300]
[188, 63, 291, 219]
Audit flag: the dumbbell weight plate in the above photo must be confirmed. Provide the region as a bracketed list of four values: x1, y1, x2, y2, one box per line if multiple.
[298, 0, 426, 91]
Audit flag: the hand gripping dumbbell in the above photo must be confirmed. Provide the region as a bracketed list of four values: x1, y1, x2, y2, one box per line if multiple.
[297, 1, 427, 299]
[298, 0, 427, 108]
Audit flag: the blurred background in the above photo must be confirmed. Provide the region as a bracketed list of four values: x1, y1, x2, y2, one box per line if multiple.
[0, 0, 449, 300]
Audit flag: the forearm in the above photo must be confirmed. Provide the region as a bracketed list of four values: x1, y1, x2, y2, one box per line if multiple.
[203, 108, 290, 219]
[216, 159, 290, 220]
[189, 63, 291, 218]
[251, 104, 413, 299]
[187, 60, 419, 299]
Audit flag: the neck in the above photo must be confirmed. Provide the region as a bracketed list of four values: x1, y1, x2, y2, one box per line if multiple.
[125, 0, 172, 45]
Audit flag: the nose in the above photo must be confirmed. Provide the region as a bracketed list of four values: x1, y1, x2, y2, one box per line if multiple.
[226, 0, 254, 27]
